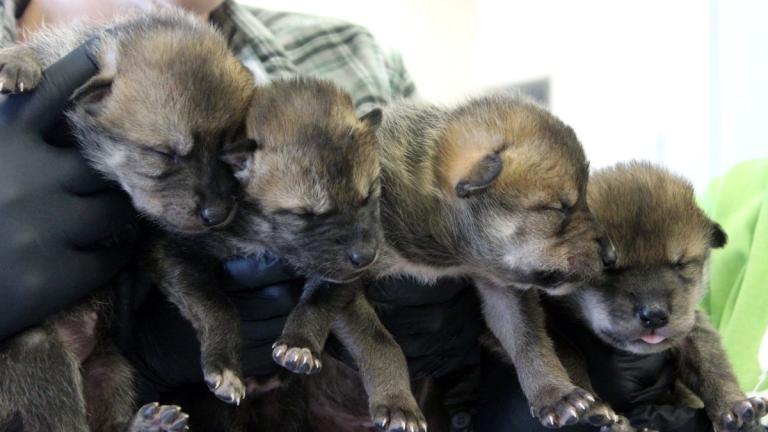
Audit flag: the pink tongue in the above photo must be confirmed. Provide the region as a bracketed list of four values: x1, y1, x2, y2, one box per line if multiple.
[640, 333, 667, 344]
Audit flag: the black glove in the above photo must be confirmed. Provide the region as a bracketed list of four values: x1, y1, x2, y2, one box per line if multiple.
[129, 254, 482, 401]
[129, 251, 303, 401]
[0, 44, 137, 341]
[326, 276, 483, 379]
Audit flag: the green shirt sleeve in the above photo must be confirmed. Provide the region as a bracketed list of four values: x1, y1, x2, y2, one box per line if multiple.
[699, 158, 768, 394]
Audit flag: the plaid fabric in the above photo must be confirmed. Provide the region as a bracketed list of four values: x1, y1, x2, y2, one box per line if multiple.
[212, 1, 416, 114]
[0, 0, 416, 114]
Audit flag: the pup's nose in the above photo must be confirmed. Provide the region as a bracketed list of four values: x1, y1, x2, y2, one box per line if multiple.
[347, 247, 377, 269]
[598, 235, 617, 267]
[638, 307, 669, 329]
[200, 205, 231, 227]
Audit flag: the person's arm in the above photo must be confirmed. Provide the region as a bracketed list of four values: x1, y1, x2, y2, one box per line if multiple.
[0, 44, 137, 340]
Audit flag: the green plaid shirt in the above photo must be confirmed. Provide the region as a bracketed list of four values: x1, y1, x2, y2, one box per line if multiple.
[0, 0, 416, 114]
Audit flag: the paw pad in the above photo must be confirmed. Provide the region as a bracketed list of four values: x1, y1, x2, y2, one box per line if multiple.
[272, 343, 322, 374]
[204, 368, 246, 405]
[128, 402, 189, 432]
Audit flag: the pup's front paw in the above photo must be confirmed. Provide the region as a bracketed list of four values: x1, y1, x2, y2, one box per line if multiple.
[532, 387, 596, 428]
[203, 367, 246, 405]
[599, 415, 655, 432]
[127, 402, 189, 432]
[272, 339, 322, 374]
[715, 397, 768, 431]
[585, 401, 619, 427]
[0, 51, 42, 94]
[371, 399, 427, 432]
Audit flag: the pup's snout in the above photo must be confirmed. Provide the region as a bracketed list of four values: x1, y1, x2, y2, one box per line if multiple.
[200, 203, 233, 227]
[637, 306, 669, 329]
[347, 246, 377, 269]
[598, 235, 617, 268]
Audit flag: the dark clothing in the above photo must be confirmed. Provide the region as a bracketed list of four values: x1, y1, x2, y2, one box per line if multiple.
[475, 302, 730, 432]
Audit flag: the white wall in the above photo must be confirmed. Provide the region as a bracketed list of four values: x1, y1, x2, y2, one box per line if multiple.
[239, 0, 767, 190]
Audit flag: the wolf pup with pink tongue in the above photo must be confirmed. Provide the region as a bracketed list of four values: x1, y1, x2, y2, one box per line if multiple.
[527, 162, 768, 431]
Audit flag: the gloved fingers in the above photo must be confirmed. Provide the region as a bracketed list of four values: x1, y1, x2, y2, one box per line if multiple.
[57, 240, 135, 290]
[241, 315, 289, 347]
[405, 345, 482, 380]
[0, 244, 130, 339]
[241, 343, 282, 377]
[377, 288, 481, 336]
[397, 317, 483, 359]
[228, 281, 302, 320]
[367, 276, 471, 306]
[223, 252, 299, 290]
[56, 145, 117, 195]
[0, 136, 107, 195]
[15, 43, 98, 131]
[131, 288, 207, 387]
[378, 303, 450, 336]
[61, 190, 137, 249]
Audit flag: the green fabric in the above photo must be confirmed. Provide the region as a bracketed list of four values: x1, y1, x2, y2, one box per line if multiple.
[699, 158, 768, 393]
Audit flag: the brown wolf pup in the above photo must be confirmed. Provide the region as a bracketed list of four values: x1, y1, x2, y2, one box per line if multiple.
[271, 95, 620, 430]
[0, 8, 254, 431]
[526, 161, 768, 431]
[146, 77, 426, 431]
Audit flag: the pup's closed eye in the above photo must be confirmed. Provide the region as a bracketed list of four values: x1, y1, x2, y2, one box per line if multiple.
[148, 148, 182, 165]
[220, 139, 258, 171]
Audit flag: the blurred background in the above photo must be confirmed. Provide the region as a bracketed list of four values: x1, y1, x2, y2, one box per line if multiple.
[241, 0, 767, 191]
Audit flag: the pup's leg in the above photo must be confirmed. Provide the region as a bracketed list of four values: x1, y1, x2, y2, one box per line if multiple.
[553, 335, 620, 428]
[332, 290, 427, 432]
[78, 336, 189, 431]
[676, 310, 767, 431]
[0, 324, 89, 432]
[0, 45, 43, 94]
[476, 283, 611, 429]
[272, 279, 357, 375]
[152, 243, 246, 406]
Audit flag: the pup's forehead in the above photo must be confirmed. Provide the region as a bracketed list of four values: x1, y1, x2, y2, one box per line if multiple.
[589, 163, 713, 264]
[439, 98, 587, 204]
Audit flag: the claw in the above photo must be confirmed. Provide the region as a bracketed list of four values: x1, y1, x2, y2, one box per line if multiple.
[159, 405, 181, 422]
[170, 413, 189, 431]
[542, 412, 557, 428]
[273, 344, 287, 361]
[140, 402, 160, 418]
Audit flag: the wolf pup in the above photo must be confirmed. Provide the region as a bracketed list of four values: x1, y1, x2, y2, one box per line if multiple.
[271, 95, 620, 430]
[0, 9, 254, 431]
[147, 77, 425, 431]
[532, 162, 767, 431]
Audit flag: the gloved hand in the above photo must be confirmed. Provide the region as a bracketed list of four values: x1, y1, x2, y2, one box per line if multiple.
[129, 251, 303, 401]
[0, 44, 137, 341]
[328, 276, 483, 379]
[129, 253, 482, 401]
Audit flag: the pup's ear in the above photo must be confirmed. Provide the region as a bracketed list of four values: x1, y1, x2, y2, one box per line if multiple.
[220, 139, 259, 172]
[71, 74, 114, 115]
[359, 108, 383, 130]
[710, 223, 727, 248]
[70, 40, 118, 116]
[456, 153, 503, 198]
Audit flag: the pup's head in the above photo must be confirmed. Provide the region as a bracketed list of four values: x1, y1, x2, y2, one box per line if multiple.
[69, 12, 255, 234]
[438, 96, 614, 294]
[574, 161, 727, 354]
[230, 78, 383, 282]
